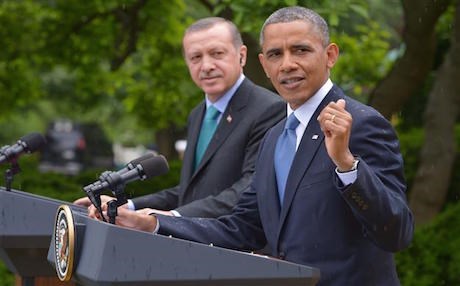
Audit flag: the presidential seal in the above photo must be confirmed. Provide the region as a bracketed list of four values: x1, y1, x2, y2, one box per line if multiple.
[54, 204, 76, 281]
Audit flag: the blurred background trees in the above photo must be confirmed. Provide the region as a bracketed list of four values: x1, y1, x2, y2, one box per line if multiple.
[0, 0, 459, 284]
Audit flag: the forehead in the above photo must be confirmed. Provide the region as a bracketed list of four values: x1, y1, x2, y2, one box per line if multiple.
[183, 23, 233, 52]
[261, 20, 321, 50]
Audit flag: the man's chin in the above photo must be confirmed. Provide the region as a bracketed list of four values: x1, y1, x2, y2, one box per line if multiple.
[202, 87, 225, 97]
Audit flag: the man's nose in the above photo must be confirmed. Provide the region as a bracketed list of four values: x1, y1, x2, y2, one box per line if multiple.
[280, 53, 297, 72]
[201, 55, 215, 72]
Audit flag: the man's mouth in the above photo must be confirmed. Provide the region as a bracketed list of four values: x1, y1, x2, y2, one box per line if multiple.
[280, 77, 304, 85]
[200, 74, 221, 81]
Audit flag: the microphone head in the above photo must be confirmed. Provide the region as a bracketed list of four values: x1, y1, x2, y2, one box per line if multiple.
[19, 132, 46, 153]
[139, 155, 169, 179]
[129, 152, 156, 166]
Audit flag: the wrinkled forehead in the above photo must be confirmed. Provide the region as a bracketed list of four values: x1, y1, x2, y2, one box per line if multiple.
[260, 16, 329, 47]
[260, 20, 323, 50]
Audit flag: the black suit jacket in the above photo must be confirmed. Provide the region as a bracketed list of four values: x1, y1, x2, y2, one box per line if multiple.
[132, 78, 285, 217]
[158, 85, 414, 285]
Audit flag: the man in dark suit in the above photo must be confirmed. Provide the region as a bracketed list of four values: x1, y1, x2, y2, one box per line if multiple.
[93, 7, 414, 285]
[77, 17, 285, 218]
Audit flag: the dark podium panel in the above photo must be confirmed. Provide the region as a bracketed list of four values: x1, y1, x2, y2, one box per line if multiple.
[48, 210, 320, 286]
[0, 187, 85, 278]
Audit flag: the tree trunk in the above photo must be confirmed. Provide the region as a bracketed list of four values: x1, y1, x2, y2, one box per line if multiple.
[155, 126, 185, 161]
[368, 0, 450, 119]
[409, 0, 460, 225]
[242, 33, 273, 90]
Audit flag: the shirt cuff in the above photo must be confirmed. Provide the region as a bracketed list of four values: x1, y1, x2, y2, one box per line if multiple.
[170, 210, 182, 217]
[127, 199, 135, 211]
[150, 214, 160, 234]
[335, 168, 357, 186]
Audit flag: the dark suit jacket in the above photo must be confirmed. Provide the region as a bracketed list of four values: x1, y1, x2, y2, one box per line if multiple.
[158, 85, 414, 285]
[132, 78, 285, 217]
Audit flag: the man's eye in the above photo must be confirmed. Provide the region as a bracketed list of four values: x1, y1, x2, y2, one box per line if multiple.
[190, 55, 201, 62]
[267, 52, 281, 59]
[295, 47, 310, 54]
[212, 51, 225, 57]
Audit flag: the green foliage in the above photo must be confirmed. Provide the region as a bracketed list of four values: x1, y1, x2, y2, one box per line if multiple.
[0, 262, 14, 286]
[212, 0, 370, 40]
[397, 128, 424, 189]
[0, 1, 54, 115]
[446, 125, 460, 204]
[332, 21, 392, 102]
[395, 124, 459, 286]
[210, 0, 391, 103]
[0, 0, 402, 143]
[0, 0, 199, 141]
[396, 202, 460, 286]
[392, 124, 460, 286]
[399, 4, 455, 130]
[397, 125, 460, 204]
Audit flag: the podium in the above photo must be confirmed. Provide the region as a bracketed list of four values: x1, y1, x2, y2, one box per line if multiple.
[48, 208, 320, 285]
[0, 187, 84, 285]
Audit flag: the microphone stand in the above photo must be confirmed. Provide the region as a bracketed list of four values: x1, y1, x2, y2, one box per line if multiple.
[4, 157, 20, 192]
[106, 183, 128, 224]
[99, 171, 129, 224]
[107, 199, 118, 224]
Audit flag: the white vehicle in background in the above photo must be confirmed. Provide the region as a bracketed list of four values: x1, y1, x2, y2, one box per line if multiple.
[112, 143, 157, 169]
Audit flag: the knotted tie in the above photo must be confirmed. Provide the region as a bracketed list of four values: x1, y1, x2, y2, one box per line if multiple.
[274, 113, 300, 204]
[195, 105, 220, 170]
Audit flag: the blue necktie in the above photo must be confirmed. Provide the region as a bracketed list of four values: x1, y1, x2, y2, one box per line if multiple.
[274, 113, 300, 204]
[195, 105, 220, 170]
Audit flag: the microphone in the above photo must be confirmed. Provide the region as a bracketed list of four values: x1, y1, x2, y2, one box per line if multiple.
[83, 154, 169, 222]
[83, 152, 156, 194]
[84, 154, 169, 196]
[116, 152, 156, 175]
[0, 132, 46, 164]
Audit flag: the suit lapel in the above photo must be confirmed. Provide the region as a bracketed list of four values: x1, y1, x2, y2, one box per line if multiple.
[182, 103, 206, 183]
[192, 79, 251, 178]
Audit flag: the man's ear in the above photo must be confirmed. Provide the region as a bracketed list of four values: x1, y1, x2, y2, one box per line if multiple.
[239, 45, 248, 67]
[326, 43, 339, 69]
[258, 53, 270, 78]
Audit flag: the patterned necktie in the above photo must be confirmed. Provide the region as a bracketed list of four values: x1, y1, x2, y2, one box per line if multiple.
[195, 105, 220, 170]
[274, 113, 300, 205]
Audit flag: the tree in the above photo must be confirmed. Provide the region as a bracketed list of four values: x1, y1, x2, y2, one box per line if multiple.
[0, 0, 200, 158]
[409, 1, 460, 225]
[368, 0, 450, 118]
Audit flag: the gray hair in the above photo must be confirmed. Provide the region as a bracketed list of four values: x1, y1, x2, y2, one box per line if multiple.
[185, 17, 243, 49]
[259, 6, 329, 47]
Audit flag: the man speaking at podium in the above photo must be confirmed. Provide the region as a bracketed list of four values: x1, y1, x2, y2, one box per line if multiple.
[76, 17, 285, 218]
[90, 6, 414, 286]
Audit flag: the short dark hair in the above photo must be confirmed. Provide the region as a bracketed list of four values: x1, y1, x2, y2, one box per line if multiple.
[260, 6, 329, 47]
[185, 17, 243, 48]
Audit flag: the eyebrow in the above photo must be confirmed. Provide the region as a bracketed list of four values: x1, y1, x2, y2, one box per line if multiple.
[265, 48, 280, 55]
[265, 43, 313, 54]
[291, 43, 313, 50]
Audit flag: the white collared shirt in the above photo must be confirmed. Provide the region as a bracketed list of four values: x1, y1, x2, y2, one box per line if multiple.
[286, 79, 356, 185]
[287, 79, 333, 150]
